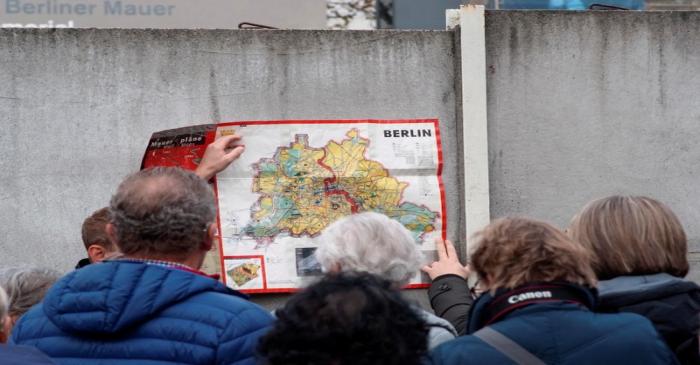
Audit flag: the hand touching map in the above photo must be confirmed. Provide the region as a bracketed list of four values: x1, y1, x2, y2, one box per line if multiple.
[214, 120, 445, 292]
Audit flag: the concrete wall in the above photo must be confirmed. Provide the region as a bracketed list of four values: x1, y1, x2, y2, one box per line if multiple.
[0, 28, 460, 309]
[1, 10, 700, 309]
[485, 11, 700, 281]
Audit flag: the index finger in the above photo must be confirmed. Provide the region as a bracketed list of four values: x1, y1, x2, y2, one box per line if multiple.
[445, 240, 458, 260]
[434, 238, 448, 261]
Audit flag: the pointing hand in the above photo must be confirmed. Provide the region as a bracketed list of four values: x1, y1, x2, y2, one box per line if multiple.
[421, 238, 470, 281]
[195, 134, 245, 180]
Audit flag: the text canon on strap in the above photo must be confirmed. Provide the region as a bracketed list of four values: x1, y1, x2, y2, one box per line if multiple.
[482, 283, 593, 326]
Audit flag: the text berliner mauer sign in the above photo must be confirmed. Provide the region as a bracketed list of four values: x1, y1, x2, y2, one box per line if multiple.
[0, 0, 326, 29]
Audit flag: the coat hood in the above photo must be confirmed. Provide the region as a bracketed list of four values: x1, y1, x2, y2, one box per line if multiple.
[42, 261, 245, 335]
[598, 273, 700, 308]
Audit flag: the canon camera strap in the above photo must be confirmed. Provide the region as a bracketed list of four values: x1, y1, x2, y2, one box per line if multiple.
[473, 327, 547, 365]
[481, 283, 594, 327]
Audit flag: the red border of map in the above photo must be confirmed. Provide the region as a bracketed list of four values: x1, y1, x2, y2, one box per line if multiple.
[214, 119, 446, 294]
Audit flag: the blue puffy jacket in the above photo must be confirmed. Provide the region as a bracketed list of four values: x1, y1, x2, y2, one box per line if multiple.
[430, 284, 679, 365]
[11, 260, 274, 365]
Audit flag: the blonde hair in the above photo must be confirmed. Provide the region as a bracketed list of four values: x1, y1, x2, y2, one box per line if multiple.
[471, 217, 597, 292]
[568, 196, 688, 280]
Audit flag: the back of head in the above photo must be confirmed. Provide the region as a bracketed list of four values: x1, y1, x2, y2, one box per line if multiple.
[109, 167, 216, 258]
[0, 267, 61, 320]
[471, 217, 597, 292]
[568, 195, 688, 280]
[81, 207, 113, 251]
[315, 212, 422, 287]
[258, 272, 428, 365]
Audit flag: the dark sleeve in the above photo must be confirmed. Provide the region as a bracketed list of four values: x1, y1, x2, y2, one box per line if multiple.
[428, 274, 473, 336]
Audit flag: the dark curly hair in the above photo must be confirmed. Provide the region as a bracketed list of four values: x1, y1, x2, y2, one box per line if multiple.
[257, 272, 429, 365]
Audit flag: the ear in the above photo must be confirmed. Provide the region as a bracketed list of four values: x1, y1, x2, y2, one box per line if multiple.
[87, 244, 107, 263]
[201, 223, 216, 251]
[328, 262, 342, 273]
[105, 223, 118, 247]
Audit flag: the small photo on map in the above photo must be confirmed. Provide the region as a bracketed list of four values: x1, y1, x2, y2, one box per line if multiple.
[296, 248, 323, 277]
[224, 258, 264, 290]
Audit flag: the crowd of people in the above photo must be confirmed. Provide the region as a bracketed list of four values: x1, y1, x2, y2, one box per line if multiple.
[1, 135, 699, 364]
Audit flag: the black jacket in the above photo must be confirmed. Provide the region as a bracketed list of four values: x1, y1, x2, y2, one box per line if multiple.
[427, 274, 473, 335]
[598, 274, 700, 365]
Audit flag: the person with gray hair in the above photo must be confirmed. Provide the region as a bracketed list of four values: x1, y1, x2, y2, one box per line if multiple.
[12, 167, 274, 364]
[0, 267, 61, 335]
[0, 285, 55, 363]
[315, 212, 457, 349]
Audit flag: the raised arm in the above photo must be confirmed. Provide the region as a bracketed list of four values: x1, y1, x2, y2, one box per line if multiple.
[422, 239, 473, 335]
[195, 134, 245, 181]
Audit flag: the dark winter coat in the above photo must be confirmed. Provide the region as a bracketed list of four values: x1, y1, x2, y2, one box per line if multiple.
[428, 274, 473, 335]
[598, 273, 700, 365]
[11, 260, 274, 365]
[430, 283, 679, 365]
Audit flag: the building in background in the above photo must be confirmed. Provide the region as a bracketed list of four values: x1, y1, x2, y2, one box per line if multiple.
[1, 0, 698, 30]
[481, 0, 644, 9]
[645, 0, 700, 9]
[377, 0, 462, 29]
[376, 0, 700, 29]
[0, 0, 327, 29]
[327, 0, 376, 29]
[479, 0, 700, 10]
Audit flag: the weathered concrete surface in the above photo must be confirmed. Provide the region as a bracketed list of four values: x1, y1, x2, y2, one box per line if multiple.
[0, 28, 460, 309]
[2, 10, 700, 311]
[485, 11, 700, 281]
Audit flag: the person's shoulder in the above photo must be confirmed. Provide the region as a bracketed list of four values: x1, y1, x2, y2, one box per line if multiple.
[591, 310, 659, 332]
[10, 304, 47, 343]
[599, 274, 700, 306]
[418, 308, 458, 349]
[578, 310, 664, 342]
[571, 311, 679, 364]
[419, 308, 456, 332]
[0, 345, 56, 365]
[585, 312, 678, 360]
[429, 335, 506, 365]
[175, 289, 274, 325]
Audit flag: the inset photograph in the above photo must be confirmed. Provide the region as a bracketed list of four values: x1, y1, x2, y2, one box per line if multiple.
[224, 257, 264, 290]
[295, 248, 323, 277]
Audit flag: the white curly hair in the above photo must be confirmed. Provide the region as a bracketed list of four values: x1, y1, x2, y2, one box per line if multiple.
[315, 212, 423, 287]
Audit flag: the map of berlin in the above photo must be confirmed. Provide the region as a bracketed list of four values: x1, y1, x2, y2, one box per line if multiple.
[243, 129, 438, 242]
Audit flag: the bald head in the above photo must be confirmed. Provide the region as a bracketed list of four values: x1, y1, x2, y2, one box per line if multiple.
[109, 167, 217, 258]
